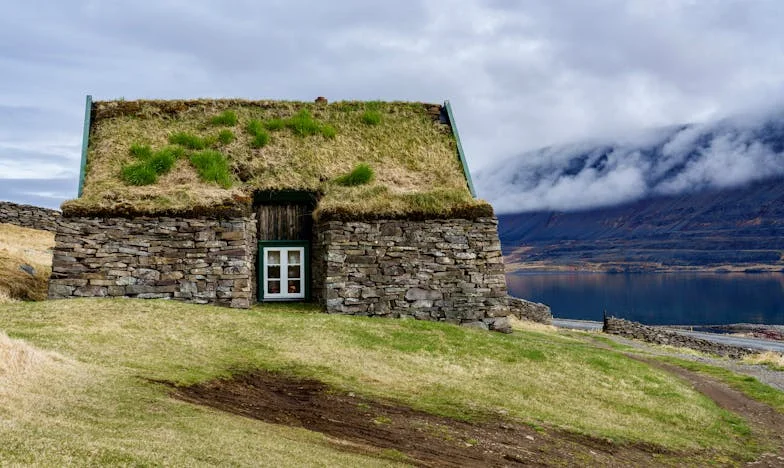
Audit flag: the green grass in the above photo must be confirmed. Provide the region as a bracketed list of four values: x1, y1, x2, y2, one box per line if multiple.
[334, 163, 375, 186]
[210, 110, 238, 126]
[146, 147, 179, 174]
[286, 109, 323, 137]
[251, 132, 270, 148]
[658, 357, 784, 414]
[120, 145, 183, 186]
[362, 110, 382, 126]
[189, 150, 233, 188]
[169, 131, 208, 150]
[129, 143, 152, 159]
[258, 109, 336, 139]
[120, 162, 157, 185]
[246, 119, 265, 136]
[217, 129, 235, 145]
[247, 119, 270, 148]
[264, 118, 286, 131]
[320, 124, 337, 139]
[0, 298, 769, 466]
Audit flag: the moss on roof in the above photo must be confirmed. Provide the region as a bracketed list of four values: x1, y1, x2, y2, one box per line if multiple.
[62, 99, 492, 220]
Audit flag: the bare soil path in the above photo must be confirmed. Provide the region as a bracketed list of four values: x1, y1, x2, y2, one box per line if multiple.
[166, 370, 763, 467]
[633, 357, 784, 467]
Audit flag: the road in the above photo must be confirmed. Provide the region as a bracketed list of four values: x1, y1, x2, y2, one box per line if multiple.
[553, 319, 784, 354]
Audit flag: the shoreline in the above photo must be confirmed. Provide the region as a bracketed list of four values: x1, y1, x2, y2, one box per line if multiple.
[552, 319, 784, 342]
[504, 260, 784, 274]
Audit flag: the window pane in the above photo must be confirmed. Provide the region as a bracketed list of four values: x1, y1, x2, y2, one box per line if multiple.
[287, 280, 301, 294]
[267, 250, 280, 265]
[287, 265, 301, 279]
[288, 250, 301, 265]
[267, 280, 281, 294]
[267, 265, 280, 279]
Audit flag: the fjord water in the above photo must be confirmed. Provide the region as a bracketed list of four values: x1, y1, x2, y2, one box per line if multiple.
[507, 272, 784, 325]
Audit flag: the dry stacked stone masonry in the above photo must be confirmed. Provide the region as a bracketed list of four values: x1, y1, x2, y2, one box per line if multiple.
[48, 216, 256, 308]
[311, 217, 514, 331]
[0, 201, 61, 232]
[603, 316, 755, 359]
[47, 211, 522, 331]
[508, 297, 553, 324]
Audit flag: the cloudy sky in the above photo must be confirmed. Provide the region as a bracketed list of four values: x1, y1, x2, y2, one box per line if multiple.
[2, 0, 783, 209]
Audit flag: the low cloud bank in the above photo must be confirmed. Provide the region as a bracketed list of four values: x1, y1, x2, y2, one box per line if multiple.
[475, 107, 784, 213]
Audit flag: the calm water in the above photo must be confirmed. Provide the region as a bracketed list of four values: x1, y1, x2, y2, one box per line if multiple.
[507, 272, 784, 325]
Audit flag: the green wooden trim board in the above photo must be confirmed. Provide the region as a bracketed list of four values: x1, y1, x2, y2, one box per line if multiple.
[444, 100, 477, 198]
[77, 95, 93, 197]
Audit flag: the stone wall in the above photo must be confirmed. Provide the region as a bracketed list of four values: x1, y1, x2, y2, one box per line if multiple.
[48, 216, 256, 308]
[312, 217, 512, 331]
[508, 297, 553, 324]
[603, 316, 754, 359]
[0, 201, 61, 232]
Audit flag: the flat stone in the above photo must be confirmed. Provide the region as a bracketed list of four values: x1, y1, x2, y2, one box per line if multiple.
[74, 286, 108, 297]
[48, 284, 75, 297]
[405, 288, 442, 301]
[461, 321, 488, 331]
[134, 268, 160, 281]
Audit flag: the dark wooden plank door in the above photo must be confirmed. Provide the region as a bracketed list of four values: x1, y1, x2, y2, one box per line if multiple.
[257, 204, 312, 241]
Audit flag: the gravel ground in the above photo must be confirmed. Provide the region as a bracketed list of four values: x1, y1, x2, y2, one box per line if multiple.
[599, 333, 784, 392]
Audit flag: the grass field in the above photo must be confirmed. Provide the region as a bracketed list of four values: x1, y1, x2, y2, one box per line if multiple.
[0, 298, 772, 465]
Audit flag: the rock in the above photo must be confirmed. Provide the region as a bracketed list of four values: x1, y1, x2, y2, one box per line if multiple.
[461, 321, 489, 331]
[73, 286, 107, 297]
[405, 288, 442, 301]
[486, 316, 513, 334]
[18, 264, 35, 276]
[508, 297, 552, 324]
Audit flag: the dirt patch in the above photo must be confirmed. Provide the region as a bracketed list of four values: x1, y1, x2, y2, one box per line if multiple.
[634, 358, 784, 467]
[167, 370, 722, 467]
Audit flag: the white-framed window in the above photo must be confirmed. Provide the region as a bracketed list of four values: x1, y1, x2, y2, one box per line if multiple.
[262, 246, 305, 300]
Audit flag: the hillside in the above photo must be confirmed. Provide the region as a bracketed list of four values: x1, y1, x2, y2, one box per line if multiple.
[498, 177, 784, 271]
[0, 298, 781, 466]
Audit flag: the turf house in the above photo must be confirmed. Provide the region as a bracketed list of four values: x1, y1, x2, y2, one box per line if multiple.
[48, 97, 513, 330]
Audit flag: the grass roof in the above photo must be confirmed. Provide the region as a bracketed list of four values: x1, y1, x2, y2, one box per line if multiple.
[63, 99, 492, 220]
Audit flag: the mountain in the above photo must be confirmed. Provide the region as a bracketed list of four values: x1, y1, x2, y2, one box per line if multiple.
[497, 177, 784, 271]
[475, 108, 784, 272]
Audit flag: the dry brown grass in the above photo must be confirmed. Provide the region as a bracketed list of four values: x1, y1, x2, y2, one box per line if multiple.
[0, 330, 66, 379]
[507, 315, 558, 333]
[63, 99, 489, 219]
[0, 223, 54, 302]
[743, 351, 784, 370]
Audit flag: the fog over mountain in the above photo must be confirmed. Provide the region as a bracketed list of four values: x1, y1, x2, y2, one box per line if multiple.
[475, 106, 784, 214]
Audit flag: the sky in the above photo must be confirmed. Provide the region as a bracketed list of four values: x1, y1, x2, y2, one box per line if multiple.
[2, 0, 784, 210]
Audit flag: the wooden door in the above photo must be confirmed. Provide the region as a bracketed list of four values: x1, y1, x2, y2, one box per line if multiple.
[257, 204, 311, 241]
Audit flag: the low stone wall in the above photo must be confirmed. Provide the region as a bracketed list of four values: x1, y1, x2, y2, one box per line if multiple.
[312, 217, 512, 332]
[508, 297, 552, 324]
[48, 216, 256, 308]
[0, 201, 61, 232]
[603, 317, 754, 359]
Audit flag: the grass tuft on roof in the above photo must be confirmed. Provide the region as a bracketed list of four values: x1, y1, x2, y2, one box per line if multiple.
[209, 110, 238, 126]
[334, 163, 374, 187]
[189, 150, 233, 189]
[65, 99, 490, 220]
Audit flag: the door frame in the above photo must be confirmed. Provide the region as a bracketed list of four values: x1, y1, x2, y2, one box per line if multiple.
[258, 240, 310, 302]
